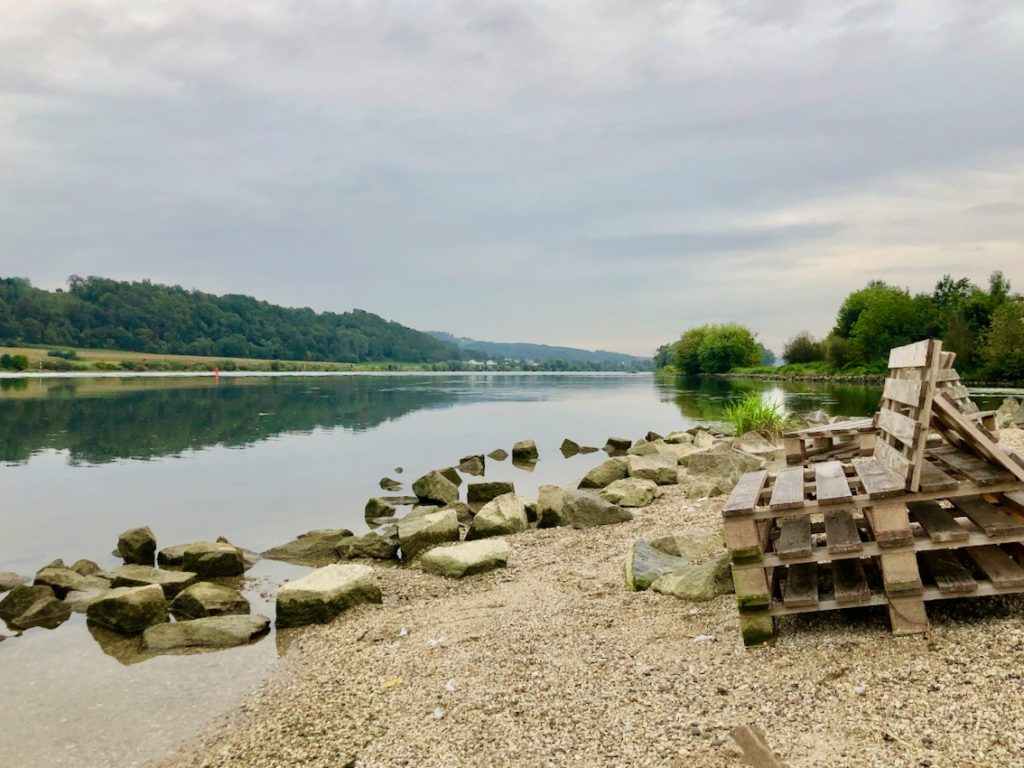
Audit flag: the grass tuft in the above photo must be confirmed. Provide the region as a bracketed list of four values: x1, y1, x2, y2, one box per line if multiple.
[722, 392, 788, 439]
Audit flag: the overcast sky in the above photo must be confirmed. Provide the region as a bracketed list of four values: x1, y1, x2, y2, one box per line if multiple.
[2, 1, 1023, 356]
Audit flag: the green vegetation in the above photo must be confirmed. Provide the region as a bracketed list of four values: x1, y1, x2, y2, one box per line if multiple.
[782, 332, 825, 364]
[671, 323, 762, 375]
[0, 353, 29, 371]
[721, 392, 788, 438]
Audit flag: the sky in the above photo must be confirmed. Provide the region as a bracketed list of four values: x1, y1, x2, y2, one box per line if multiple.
[2, 1, 1023, 357]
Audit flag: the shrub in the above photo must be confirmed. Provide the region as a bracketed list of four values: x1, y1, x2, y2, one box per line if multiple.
[783, 332, 825, 364]
[0, 353, 30, 371]
[674, 323, 762, 375]
[47, 349, 78, 360]
[722, 393, 788, 439]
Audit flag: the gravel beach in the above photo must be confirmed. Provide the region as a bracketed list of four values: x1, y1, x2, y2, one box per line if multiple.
[163, 430, 1024, 768]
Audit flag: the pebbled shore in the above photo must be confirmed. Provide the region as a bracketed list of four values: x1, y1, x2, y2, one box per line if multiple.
[163, 432, 1024, 768]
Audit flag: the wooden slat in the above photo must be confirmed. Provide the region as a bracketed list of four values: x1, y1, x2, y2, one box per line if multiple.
[938, 350, 956, 369]
[918, 550, 977, 594]
[882, 378, 924, 408]
[774, 580, 1024, 617]
[932, 394, 1024, 482]
[888, 339, 933, 369]
[775, 516, 812, 560]
[888, 597, 929, 636]
[815, 461, 853, 505]
[935, 368, 959, 382]
[942, 383, 970, 401]
[917, 462, 959, 492]
[929, 445, 1013, 485]
[867, 502, 913, 548]
[950, 496, 1024, 537]
[1005, 492, 1024, 513]
[881, 550, 923, 595]
[723, 470, 769, 517]
[782, 562, 819, 608]
[832, 558, 870, 604]
[908, 340, 941, 493]
[785, 417, 875, 438]
[909, 501, 969, 543]
[769, 467, 806, 510]
[966, 546, 1024, 589]
[724, 518, 763, 564]
[851, 457, 906, 498]
[824, 510, 862, 553]
[874, 439, 912, 482]
[877, 408, 920, 449]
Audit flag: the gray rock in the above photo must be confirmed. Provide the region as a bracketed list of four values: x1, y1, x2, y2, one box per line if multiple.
[439, 501, 474, 525]
[603, 437, 632, 456]
[522, 497, 538, 523]
[110, 565, 198, 597]
[144, 614, 271, 651]
[335, 531, 400, 561]
[512, 456, 537, 472]
[64, 588, 112, 614]
[412, 470, 460, 506]
[678, 446, 767, 498]
[559, 438, 581, 457]
[365, 497, 397, 519]
[421, 539, 511, 579]
[578, 458, 628, 489]
[171, 582, 250, 619]
[488, 448, 509, 461]
[86, 584, 168, 634]
[70, 559, 103, 576]
[577, 446, 600, 454]
[467, 494, 528, 540]
[379, 477, 403, 492]
[651, 554, 734, 601]
[398, 508, 460, 560]
[692, 430, 716, 449]
[735, 431, 784, 460]
[599, 477, 659, 508]
[626, 454, 679, 485]
[645, 431, 663, 442]
[276, 564, 382, 628]
[649, 529, 722, 561]
[34, 566, 109, 598]
[512, 439, 539, 461]
[157, 545, 188, 567]
[804, 409, 830, 426]
[467, 481, 516, 505]
[0, 572, 29, 593]
[117, 526, 157, 565]
[458, 455, 485, 476]
[561, 490, 633, 528]
[664, 431, 694, 445]
[404, 505, 441, 522]
[996, 398, 1020, 429]
[438, 467, 462, 487]
[0, 584, 71, 630]
[183, 542, 246, 577]
[536, 485, 568, 528]
[261, 529, 354, 568]
[625, 540, 688, 591]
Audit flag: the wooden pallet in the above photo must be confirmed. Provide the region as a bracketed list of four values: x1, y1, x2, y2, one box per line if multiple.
[784, 418, 876, 466]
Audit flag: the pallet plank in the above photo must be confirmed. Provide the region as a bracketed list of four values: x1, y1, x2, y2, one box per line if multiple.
[888, 340, 933, 369]
[950, 496, 1024, 537]
[852, 457, 907, 498]
[769, 467, 806, 510]
[824, 510, 862, 553]
[723, 470, 769, 517]
[965, 546, 1024, 589]
[783, 562, 819, 608]
[815, 460, 853, 504]
[882, 378, 924, 408]
[874, 439, 912, 483]
[877, 408, 920, 449]
[919, 550, 977, 594]
[867, 502, 913, 548]
[775, 516, 812, 560]
[932, 394, 1024, 482]
[832, 558, 870, 604]
[929, 445, 1013, 485]
[881, 550, 924, 595]
[909, 501, 969, 543]
[917, 461, 959, 492]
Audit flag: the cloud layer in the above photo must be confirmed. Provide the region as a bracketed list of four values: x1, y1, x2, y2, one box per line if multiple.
[2, 1, 1023, 354]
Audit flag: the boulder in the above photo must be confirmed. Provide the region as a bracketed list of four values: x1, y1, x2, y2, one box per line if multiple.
[536, 485, 568, 528]
[0, 584, 71, 630]
[467, 494, 529, 540]
[34, 565, 109, 598]
[335, 531, 400, 561]
[651, 554, 734, 601]
[70, 560, 103, 577]
[171, 582, 250, 619]
[649, 529, 722, 561]
[603, 437, 632, 456]
[64, 588, 113, 614]
[692, 430, 716, 449]
[600, 477, 659, 508]
[439, 501, 474, 525]
[735, 431, 783, 460]
[438, 466, 463, 487]
[467, 481, 516, 505]
[999, 398, 1024, 429]
[559, 438, 581, 457]
[261, 529, 354, 567]
[183, 542, 246, 577]
[398, 508, 460, 560]
[512, 439, 539, 461]
[625, 540, 688, 591]
[679, 446, 767, 498]
[628, 440, 699, 463]
[664, 431, 694, 445]
[804, 409, 830, 426]
[157, 545, 188, 567]
[0, 572, 29, 593]
[276, 564, 382, 628]
[412, 470, 460, 506]
[421, 539, 511, 578]
[365, 497, 397, 519]
[626, 455, 679, 485]
[117, 526, 157, 565]
[458, 455, 485, 476]
[561, 490, 633, 528]
[110, 565, 198, 597]
[522, 497, 538, 523]
[578, 446, 600, 454]
[144, 614, 271, 651]
[578, 458, 628, 489]
[86, 584, 168, 634]
[488, 448, 509, 461]
[404, 505, 441, 522]
[379, 477, 403, 492]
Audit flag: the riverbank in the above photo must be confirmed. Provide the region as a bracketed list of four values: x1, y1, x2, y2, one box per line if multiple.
[163, 433, 1024, 768]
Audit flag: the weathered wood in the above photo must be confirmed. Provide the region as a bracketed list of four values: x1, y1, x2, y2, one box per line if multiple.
[888, 339, 934, 369]
[950, 496, 1024, 537]
[942, 383, 971, 401]
[852, 457, 906, 498]
[917, 461, 960, 492]
[723, 470, 769, 517]
[887, 596, 929, 635]
[782, 563, 819, 608]
[832, 558, 870, 604]
[882, 377, 924, 409]
[874, 439, 913, 483]
[775, 516, 812, 560]
[966, 546, 1024, 589]
[785, 418, 875, 438]
[824, 510, 862, 553]
[932, 394, 1024, 482]
[739, 611, 775, 646]
[769, 467, 806, 510]
[731, 724, 789, 768]
[868, 502, 913, 548]
[815, 461, 853, 505]
[732, 566, 771, 612]
[929, 445, 1013, 485]
[1004, 492, 1024, 513]
[877, 408, 920, 449]
[880, 550, 923, 595]
[919, 550, 977, 594]
[724, 518, 763, 564]
[909, 501, 969, 543]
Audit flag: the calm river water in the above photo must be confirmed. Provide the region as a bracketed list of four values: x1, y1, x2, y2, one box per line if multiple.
[0, 372, 1011, 767]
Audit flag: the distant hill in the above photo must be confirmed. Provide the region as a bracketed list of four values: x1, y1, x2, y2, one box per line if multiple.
[0, 276, 457, 364]
[428, 331, 652, 369]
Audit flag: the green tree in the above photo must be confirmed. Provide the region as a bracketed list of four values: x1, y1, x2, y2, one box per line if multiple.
[829, 281, 929, 368]
[982, 299, 1024, 380]
[672, 323, 761, 374]
[782, 332, 825, 364]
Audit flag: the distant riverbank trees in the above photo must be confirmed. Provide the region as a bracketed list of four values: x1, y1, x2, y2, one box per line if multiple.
[663, 323, 763, 375]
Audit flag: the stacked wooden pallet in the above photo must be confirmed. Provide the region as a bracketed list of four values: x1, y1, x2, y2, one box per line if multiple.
[724, 339, 1024, 644]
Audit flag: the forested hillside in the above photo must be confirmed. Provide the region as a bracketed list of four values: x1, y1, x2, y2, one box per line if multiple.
[0, 276, 456, 364]
[428, 331, 652, 370]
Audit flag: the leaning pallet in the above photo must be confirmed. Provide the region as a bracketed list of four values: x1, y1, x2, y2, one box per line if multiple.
[725, 339, 1024, 645]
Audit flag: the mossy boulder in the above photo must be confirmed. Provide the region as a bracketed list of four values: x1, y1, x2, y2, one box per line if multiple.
[421, 539, 511, 579]
[578, 458, 628, 489]
[261, 529, 354, 567]
[335, 531, 400, 561]
[0, 584, 71, 630]
[86, 584, 169, 634]
[512, 439, 539, 461]
[467, 481, 516, 505]
[117, 526, 157, 565]
[183, 542, 246, 577]
[110, 565, 197, 597]
[275, 564, 382, 628]
[171, 582, 250, 620]
[536, 485, 568, 528]
[561, 490, 633, 528]
[626, 455, 678, 485]
[412, 470, 460, 506]
[600, 477, 659, 508]
[625, 540, 688, 591]
[398, 508, 460, 560]
[34, 565, 109, 598]
[144, 614, 271, 651]
[650, 555, 733, 601]
[467, 494, 528, 540]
